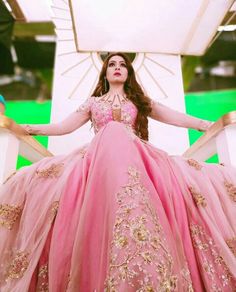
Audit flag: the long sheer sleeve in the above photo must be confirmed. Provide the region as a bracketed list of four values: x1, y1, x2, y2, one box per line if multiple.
[22, 97, 92, 136]
[149, 100, 213, 131]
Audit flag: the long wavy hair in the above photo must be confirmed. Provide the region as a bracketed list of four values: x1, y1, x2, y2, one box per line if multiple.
[92, 52, 152, 140]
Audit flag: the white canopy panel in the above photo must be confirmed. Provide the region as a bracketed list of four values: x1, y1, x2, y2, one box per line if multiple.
[14, 0, 52, 22]
[68, 0, 234, 55]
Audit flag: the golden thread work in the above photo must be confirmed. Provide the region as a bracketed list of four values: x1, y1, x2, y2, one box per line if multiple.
[0, 204, 22, 230]
[6, 251, 29, 280]
[37, 264, 49, 292]
[104, 166, 192, 291]
[50, 201, 59, 222]
[224, 181, 236, 202]
[226, 237, 236, 257]
[189, 186, 207, 207]
[35, 163, 64, 179]
[190, 223, 234, 289]
[187, 159, 202, 170]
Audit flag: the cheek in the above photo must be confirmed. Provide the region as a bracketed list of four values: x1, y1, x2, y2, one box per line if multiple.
[123, 70, 128, 80]
[106, 68, 113, 79]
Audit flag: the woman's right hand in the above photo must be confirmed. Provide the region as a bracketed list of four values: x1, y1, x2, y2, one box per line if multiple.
[197, 120, 214, 132]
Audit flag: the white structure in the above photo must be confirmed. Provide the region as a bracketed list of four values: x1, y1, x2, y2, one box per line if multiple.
[0, 115, 52, 184]
[69, 0, 234, 55]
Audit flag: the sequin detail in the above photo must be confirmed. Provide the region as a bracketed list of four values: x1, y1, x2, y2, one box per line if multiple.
[35, 163, 64, 179]
[91, 96, 137, 134]
[189, 186, 207, 207]
[79, 148, 87, 158]
[50, 201, 59, 222]
[226, 237, 236, 257]
[36, 264, 49, 292]
[187, 159, 202, 170]
[104, 166, 188, 291]
[190, 223, 235, 290]
[224, 181, 236, 202]
[0, 204, 22, 230]
[6, 251, 29, 279]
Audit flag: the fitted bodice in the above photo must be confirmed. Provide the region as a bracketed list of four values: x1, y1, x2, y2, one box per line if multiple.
[78, 96, 138, 133]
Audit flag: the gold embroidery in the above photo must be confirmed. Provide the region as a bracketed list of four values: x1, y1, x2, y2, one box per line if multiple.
[104, 166, 192, 291]
[6, 251, 29, 279]
[203, 260, 215, 275]
[50, 201, 59, 222]
[180, 267, 194, 292]
[35, 163, 64, 179]
[224, 181, 236, 202]
[79, 148, 86, 158]
[190, 223, 234, 289]
[189, 186, 207, 207]
[37, 264, 48, 292]
[187, 159, 202, 170]
[0, 204, 22, 230]
[226, 237, 236, 257]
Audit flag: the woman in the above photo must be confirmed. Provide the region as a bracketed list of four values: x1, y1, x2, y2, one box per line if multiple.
[0, 53, 235, 291]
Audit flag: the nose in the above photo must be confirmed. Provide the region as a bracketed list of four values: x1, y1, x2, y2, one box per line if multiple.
[115, 65, 121, 71]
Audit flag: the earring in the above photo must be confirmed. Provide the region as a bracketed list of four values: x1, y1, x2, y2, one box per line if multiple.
[104, 76, 108, 93]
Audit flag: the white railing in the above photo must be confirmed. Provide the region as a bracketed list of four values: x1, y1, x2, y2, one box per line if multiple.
[0, 115, 53, 184]
[0, 111, 235, 184]
[183, 111, 236, 167]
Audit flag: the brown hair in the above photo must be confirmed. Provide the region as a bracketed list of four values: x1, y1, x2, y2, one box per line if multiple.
[92, 52, 152, 140]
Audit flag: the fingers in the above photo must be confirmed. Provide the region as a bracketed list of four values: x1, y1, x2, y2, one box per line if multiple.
[198, 120, 214, 132]
[20, 124, 33, 135]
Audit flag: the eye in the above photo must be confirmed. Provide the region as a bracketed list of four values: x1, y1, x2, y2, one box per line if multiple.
[120, 63, 127, 67]
[108, 62, 115, 67]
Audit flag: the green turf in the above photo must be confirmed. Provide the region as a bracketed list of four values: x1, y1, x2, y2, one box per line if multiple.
[5, 100, 51, 168]
[185, 89, 236, 162]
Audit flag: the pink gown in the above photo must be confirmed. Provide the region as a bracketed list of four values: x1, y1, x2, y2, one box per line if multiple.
[0, 96, 236, 292]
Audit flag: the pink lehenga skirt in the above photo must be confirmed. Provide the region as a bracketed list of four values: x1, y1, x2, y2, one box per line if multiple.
[0, 121, 235, 291]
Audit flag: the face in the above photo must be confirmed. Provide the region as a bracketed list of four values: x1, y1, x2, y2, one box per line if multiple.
[106, 55, 128, 85]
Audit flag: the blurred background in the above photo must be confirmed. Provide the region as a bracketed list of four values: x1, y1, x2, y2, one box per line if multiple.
[0, 0, 236, 168]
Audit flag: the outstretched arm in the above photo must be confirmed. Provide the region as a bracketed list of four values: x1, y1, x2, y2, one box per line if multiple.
[149, 100, 213, 131]
[21, 97, 92, 136]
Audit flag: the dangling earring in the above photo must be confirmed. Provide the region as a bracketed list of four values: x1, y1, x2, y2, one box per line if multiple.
[104, 76, 108, 93]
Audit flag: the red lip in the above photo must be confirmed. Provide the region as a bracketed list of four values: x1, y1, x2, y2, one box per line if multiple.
[114, 72, 121, 76]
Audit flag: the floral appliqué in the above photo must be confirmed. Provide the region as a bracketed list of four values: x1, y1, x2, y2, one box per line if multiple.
[36, 264, 49, 292]
[226, 237, 236, 257]
[189, 186, 207, 207]
[6, 251, 29, 280]
[187, 159, 202, 170]
[104, 166, 191, 291]
[79, 148, 87, 158]
[190, 223, 235, 289]
[50, 201, 59, 222]
[0, 204, 22, 230]
[224, 181, 236, 202]
[35, 163, 64, 179]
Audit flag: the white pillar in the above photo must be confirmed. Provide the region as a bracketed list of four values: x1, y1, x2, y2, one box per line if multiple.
[216, 124, 236, 167]
[0, 132, 19, 184]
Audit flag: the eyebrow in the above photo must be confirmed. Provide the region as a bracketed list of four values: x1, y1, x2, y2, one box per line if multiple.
[108, 60, 126, 63]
